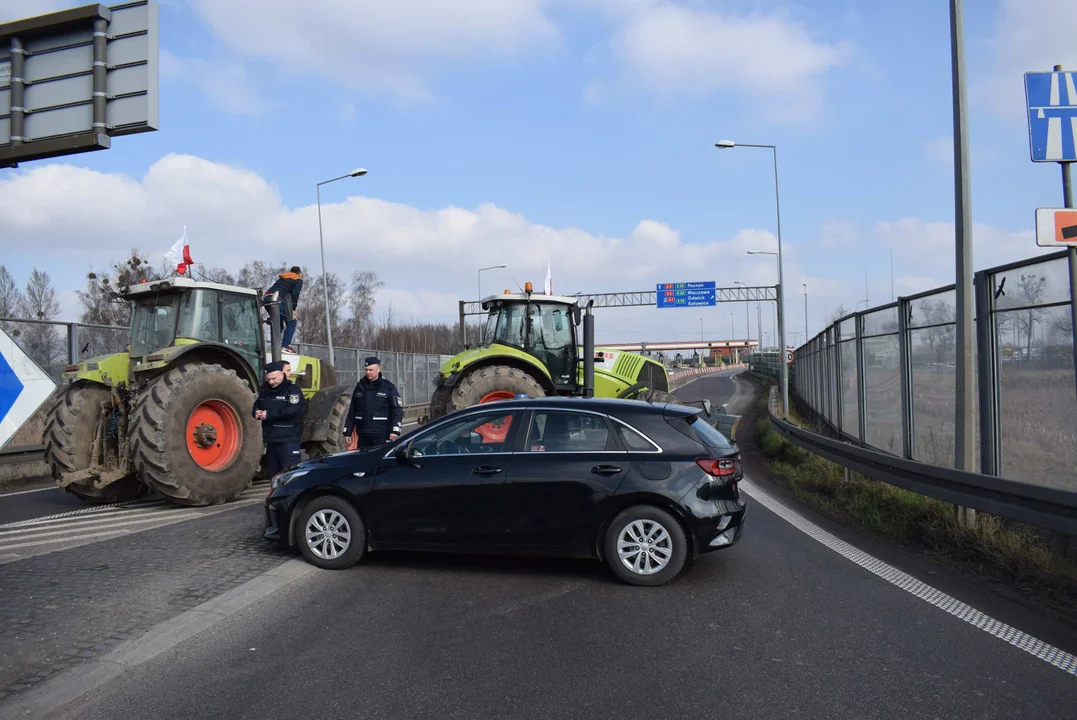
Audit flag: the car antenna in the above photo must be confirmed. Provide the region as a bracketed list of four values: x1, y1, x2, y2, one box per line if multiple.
[509, 275, 525, 292]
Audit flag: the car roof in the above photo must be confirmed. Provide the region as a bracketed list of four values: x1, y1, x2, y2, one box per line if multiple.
[463, 395, 701, 417]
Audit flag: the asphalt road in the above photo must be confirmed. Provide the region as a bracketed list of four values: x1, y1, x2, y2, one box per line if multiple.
[4, 370, 1076, 719]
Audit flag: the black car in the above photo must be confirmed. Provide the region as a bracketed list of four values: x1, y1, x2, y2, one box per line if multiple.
[264, 397, 746, 586]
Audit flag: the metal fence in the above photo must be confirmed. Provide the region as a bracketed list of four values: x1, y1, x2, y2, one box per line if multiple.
[781, 249, 1076, 497]
[294, 343, 449, 405]
[0, 318, 449, 407]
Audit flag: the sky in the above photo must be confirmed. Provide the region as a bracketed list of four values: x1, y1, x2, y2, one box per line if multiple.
[1, 0, 1076, 347]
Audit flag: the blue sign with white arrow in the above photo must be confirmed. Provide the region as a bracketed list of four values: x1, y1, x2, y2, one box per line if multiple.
[1025, 70, 1077, 162]
[0, 328, 57, 449]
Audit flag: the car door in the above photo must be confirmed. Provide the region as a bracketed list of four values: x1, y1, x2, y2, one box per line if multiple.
[498, 409, 629, 548]
[369, 408, 522, 547]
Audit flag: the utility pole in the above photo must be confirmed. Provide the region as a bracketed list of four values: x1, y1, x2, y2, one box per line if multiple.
[803, 283, 808, 342]
[950, 0, 976, 526]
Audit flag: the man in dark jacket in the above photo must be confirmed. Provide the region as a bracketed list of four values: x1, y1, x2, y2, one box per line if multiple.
[264, 267, 303, 352]
[252, 361, 305, 478]
[343, 356, 403, 449]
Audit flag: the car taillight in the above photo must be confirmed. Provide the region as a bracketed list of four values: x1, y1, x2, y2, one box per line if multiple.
[696, 458, 739, 477]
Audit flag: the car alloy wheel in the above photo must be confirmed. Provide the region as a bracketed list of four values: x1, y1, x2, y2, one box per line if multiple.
[295, 495, 366, 570]
[305, 508, 352, 560]
[604, 505, 687, 587]
[617, 519, 673, 575]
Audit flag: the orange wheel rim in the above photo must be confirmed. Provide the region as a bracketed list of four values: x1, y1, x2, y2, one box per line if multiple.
[186, 399, 242, 471]
[475, 391, 516, 443]
[479, 391, 516, 404]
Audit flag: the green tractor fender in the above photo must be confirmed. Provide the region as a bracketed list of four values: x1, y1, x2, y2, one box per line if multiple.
[439, 346, 556, 394]
[133, 342, 261, 391]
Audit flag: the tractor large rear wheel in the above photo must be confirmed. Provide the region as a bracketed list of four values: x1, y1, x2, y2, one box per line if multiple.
[306, 387, 353, 459]
[43, 382, 146, 503]
[448, 365, 546, 413]
[129, 364, 261, 506]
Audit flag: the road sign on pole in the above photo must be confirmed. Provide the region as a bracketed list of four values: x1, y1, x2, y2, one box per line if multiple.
[656, 281, 717, 308]
[1025, 70, 1077, 162]
[783, 348, 794, 365]
[0, 328, 56, 449]
[1035, 207, 1077, 246]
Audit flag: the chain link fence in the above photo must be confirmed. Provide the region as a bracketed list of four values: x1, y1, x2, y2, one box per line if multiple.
[787, 250, 1076, 495]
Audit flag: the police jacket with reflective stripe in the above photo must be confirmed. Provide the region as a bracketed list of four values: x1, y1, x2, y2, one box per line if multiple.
[252, 379, 304, 443]
[344, 375, 403, 437]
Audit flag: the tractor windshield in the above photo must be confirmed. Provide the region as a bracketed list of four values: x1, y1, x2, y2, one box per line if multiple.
[484, 300, 576, 387]
[129, 295, 179, 358]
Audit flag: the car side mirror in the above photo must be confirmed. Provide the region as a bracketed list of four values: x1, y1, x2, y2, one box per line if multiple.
[702, 399, 713, 417]
[393, 444, 421, 468]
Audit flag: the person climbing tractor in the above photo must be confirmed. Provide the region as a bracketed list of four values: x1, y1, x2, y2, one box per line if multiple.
[343, 357, 403, 449]
[263, 266, 303, 352]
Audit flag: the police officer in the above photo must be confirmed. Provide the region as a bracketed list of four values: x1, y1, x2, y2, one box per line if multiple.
[252, 361, 304, 478]
[343, 356, 403, 448]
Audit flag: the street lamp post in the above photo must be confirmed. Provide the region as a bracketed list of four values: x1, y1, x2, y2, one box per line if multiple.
[478, 264, 508, 342]
[719, 141, 788, 411]
[317, 167, 367, 366]
[803, 283, 808, 342]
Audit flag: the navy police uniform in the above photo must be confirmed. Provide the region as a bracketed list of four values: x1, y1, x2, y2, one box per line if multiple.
[252, 361, 305, 478]
[344, 356, 403, 448]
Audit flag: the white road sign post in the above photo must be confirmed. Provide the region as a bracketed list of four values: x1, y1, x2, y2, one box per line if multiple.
[0, 328, 57, 449]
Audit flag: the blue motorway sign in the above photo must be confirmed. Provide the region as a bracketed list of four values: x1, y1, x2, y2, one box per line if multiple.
[656, 281, 717, 308]
[1025, 70, 1077, 162]
[0, 328, 56, 449]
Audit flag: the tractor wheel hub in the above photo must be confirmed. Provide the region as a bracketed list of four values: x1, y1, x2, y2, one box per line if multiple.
[192, 422, 218, 448]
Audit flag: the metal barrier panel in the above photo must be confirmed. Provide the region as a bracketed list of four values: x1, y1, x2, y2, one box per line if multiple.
[990, 256, 1077, 492]
[862, 307, 901, 454]
[839, 318, 859, 440]
[77, 324, 128, 362]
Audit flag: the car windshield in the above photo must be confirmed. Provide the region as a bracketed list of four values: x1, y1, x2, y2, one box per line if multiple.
[129, 295, 179, 357]
[666, 413, 735, 454]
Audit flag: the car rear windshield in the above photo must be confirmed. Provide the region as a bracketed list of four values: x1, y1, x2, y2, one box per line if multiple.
[665, 414, 735, 454]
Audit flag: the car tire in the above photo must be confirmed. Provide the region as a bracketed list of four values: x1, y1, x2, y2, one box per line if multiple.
[295, 495, 366, 570]
[604, 505, 687, 587]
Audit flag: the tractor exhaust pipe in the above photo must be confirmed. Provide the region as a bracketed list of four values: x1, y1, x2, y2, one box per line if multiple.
[268, 294, 283, 364]
[583, 300, 595, 398]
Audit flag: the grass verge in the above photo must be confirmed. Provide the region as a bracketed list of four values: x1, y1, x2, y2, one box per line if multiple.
[752, 387, 1077, 618]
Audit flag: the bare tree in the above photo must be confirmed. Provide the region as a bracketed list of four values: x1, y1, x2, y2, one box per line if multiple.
[197, 266, 236, 285]
[78, 253, 164, 326]
[922, 298, 956, 362]
[1016, 273, 1047, 361]
[294, 271, 346, 346]
[19, 269, 64, 369]
[0, 266, 24, 323]
[828, 305, 850, 324]
[345, 270, 384, 347]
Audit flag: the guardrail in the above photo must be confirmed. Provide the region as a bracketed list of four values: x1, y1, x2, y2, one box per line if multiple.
[764, 385, 1077, 536]
[669, 363, 746, 385]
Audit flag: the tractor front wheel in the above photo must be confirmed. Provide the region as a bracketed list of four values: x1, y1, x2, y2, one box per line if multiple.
[449, 365, 546, 413]
[129, 364, 261, 506]
[43, 382, 146, 504]
[306, 387, 353, 459]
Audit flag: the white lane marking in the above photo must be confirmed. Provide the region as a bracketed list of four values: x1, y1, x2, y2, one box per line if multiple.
[673, 369, 741, 393]
[0, 505, 175, 536]
[0, 481, 269, 530]
[0, 485, 58, 498]
[740, 478, 1077, 677]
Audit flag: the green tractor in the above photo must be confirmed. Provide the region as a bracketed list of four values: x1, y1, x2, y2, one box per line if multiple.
[429, 285, 678, 419]
[43, 277, 354, 506]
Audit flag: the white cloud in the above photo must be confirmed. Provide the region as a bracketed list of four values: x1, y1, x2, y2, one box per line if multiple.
[599, 1, 851, 122]
[981, 0, 1077, 121]
[160, 50, 267, 115]
[0, 153, 813, 343]
[187, 0, 561, 102]
[820, 218, 860, 249]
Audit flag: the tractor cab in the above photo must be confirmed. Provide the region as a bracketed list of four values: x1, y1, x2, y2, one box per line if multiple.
[482, 287, 580, 390]
[121, 277, 265, 378]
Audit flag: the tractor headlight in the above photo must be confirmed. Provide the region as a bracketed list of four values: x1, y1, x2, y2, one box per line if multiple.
[271, 469, 309, 489]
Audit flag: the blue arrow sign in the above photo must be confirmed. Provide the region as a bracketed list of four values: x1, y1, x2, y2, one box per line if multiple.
[1025, 70, 1077, 162]
[0, 328, 57, 449]
[656, 281, 717, 308]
